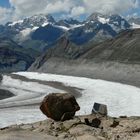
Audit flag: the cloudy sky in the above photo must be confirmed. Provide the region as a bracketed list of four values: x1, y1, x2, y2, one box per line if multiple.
[0, 0, 140, 24]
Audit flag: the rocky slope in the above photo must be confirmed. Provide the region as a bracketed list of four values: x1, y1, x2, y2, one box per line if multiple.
[29, 28, 140, 87]
[0, 114, 140, 140]
[81, 29, 140, 63]
[0, 13, 138, 73]
[0, 37, 37, 72]
[29, 28, 140, 68]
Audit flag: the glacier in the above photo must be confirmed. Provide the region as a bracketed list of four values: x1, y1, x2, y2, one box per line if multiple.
[0, 72, 140, 128]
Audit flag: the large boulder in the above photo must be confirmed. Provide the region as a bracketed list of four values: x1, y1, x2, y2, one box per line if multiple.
[40, 93, 80, 121]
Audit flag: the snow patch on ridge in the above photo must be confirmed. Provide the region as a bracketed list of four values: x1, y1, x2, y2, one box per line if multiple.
[54, 24, 85, 31]
[98, 16, 109, 24]
[54, 25, 70, 31]
[8, 20, 23, 26]
[42, 22, 49, 27]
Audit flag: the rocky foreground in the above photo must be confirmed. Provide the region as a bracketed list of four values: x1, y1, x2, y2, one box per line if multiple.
[0, 114, 140, 140]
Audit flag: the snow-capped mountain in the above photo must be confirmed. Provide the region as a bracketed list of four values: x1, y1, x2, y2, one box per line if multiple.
[0, 13, 131, 52]
[6, 14, 55, 29]
[67, 13, 130, 45]
[87, 13, 130, 32]
[5, 14, 56, 43]
[0, 14, 56, 49]
[68, 18, 116, 45]
[31, 24, 65, 43]
[0, 13, 139, 73]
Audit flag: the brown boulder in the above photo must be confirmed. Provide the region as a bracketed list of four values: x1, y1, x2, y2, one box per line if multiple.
[40, 93, 80, 121]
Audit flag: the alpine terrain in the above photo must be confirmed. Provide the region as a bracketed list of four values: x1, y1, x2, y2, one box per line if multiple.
[0, 2, 140, 139]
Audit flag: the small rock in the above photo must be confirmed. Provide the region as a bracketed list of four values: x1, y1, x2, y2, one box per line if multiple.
[110, 120, 119, 128]
[91, 118, 101, 128]
[92, 103, 108, 116]
[85, 118, 101, 128]
[85, 118, 91, 126]
[119, 116, 127, 118]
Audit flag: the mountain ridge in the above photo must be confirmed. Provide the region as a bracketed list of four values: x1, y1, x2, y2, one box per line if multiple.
[0, 13, 132, 51]
[0, 13, 140, 72]
[28, 28, 140, 88]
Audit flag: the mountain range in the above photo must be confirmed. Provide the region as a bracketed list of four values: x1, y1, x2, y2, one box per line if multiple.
[0, 13, 131, 49]
[30, 28, 140, 70]
[29, 28, 140, 88]
[0, 13, 140, 72]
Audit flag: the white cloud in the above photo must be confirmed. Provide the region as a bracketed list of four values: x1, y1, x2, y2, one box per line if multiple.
[82, 0, 139, 14]
[44, 0, 74, 14]
[71, 6, 85, 17]
[9, 0, 76, 20]
[0, 7, 12, 24]
[9, 0, 140, 18]
[9, 0, 48, 19]
[0, 0, 140, 24]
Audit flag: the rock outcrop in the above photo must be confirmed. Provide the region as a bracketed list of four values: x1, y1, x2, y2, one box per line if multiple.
[0, 74, 2, 82]
[1, 115, 140, 140]
[40, 93, 80, 121]
[0, 37, 36, 72]
[0, 89, 15, 100]
[92, 102, 108, 116]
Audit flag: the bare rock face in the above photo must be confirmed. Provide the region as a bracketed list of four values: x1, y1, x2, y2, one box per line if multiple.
[0, 74, 2, 82]
[0, 89, 15, 100]
[40, 93, 80, 121]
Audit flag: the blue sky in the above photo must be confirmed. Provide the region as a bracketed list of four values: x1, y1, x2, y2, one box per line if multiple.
[0, 0, 10, 8]
[0, 0, 140, 24]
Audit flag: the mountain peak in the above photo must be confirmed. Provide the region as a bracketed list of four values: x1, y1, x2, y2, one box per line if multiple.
[7, 14, 55, 28]
[87, 13, 124, 22]
[87, 12, 107, 21]
[26, 14, 55, 23]
[86, 13, 130, 32]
